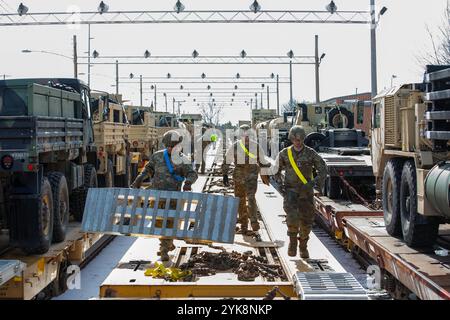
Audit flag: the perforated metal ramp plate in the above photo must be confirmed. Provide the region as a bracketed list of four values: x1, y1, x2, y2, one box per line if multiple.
[81, 188, 239, 244]
[0, 260, 25, 286]
[293, 272, 368, 300]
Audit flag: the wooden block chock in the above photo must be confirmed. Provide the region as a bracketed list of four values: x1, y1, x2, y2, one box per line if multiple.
[81, 188, 239, 244]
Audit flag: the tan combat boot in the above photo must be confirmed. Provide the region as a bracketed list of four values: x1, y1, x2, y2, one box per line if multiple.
[251, 220, 260, 232]
[288, 237, 298, 257]
[158, 250, 170, 261]
[299, 239, 310, 259]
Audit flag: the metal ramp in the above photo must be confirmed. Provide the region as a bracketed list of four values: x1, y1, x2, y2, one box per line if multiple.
[81, 188, 239, 244]
[0, 260, 25, 287]
[293, 272, 368, 300]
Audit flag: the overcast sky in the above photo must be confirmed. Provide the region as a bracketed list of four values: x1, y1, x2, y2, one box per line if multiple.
[0, 0, 447, 124]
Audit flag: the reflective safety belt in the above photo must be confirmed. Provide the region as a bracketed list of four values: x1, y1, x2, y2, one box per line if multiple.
[239, 140, 256, 159]
[287, 146, 308, 185]
[163, 149, 185, 182]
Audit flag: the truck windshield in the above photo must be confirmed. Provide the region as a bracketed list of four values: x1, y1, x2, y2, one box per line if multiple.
[0, 86, 27, 116]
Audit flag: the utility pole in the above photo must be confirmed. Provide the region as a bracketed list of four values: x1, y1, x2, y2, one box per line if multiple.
[267, 85, 270, 109]
[289, 60, 293, 107]
[154, 85, 157, 110]
[140, 75, 143, 106]
[276, 74, 280, 115]
[315, 34, 320, 103]
[73, 35, 78, 78]
[164, 94, 168, 112]
[87, 24, 91, 87]
[172, 97, 175, 114]
[255, 94, 258, 110]
[115, 60, 119, 95]
[260, 92, 263, 109]
[370, 0, 378, 97]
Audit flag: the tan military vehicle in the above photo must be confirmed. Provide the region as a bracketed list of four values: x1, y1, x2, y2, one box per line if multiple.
[125, 105, 157, 180]
[178, 113, 203, 137]
[91, 92, 130, 187]
[152, 111, 179, 151]
[371, 65, 450, 247]
[251, 109, 277, 127]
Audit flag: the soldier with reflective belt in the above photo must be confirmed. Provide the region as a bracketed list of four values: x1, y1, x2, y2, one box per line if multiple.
[131, 130, 198, 261]
[274, 125, 326, 259]
[222, 125, 270, 234]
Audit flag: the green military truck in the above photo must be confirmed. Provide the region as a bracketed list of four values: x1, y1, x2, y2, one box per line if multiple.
[0, 78, 98, 254]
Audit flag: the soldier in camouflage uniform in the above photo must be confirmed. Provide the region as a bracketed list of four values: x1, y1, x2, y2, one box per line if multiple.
[274, 126, 326, 259]
[222, 125, 269, 233]
[194, 126, 215, 174]
[131, 130, 198, 261]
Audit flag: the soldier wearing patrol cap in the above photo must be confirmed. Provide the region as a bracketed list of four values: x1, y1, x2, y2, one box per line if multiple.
[274, 125, 326, 259]
[222, 124, 269, 234]
[131, 130, 198, 261]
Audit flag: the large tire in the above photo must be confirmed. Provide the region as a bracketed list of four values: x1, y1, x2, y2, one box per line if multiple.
[124, 156, 131, 187]
[131, 163, 139, 182]
[48, 172, 70, 243]
[71, 164, 98, 222]
[98, 159, 114, 187]
[22, 177, 54, 255]
[304, 132, 326, 151]
[382, 159, 403, 237]
[328, 107, 354, 129]
[400, 161, 439, 247]
[116, 156, 131, 187]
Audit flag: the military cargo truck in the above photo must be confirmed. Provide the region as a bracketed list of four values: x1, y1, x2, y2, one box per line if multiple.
[0, 78, 98, 254]
[125, 105, 157, 180]
[153, 111, 179, 151]
[91, 92, 130, 188]
[251, 109, 277, 127]
[371, 65, 450, 247]
[238, 120, 251, 128]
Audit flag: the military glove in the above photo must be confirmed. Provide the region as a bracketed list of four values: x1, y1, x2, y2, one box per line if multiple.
[223, 174, 229, 186]
[183, 183, 192, 191]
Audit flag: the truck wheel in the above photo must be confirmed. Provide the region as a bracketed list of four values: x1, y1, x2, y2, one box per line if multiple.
[328, 107, 354, 129]
[327, 176, 341, 199]
[48, 172, 69, 243]
[131, 163, 139, 182]
[98, 159, 114, 187]
[124, 156, 131, 187]
[22, 177, 54, 255]
[71, 164, 97, 222]
[304, 132, 326, 151]
[382, 159, 403, 237]
[400, 160, 439, 247]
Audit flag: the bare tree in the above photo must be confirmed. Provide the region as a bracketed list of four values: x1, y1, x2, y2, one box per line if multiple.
[419, 1, 450, 65]
[281, 99, 299, 113]
[199, 101, 223, 126]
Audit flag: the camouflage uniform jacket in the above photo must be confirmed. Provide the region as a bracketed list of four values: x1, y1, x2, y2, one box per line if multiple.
[275, 145, 327, 195]
[222, 139, 270, 180]
[131, 149, 198, 190]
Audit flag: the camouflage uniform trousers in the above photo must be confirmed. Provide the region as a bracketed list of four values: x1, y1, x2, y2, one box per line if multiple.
[283, 188, 315, 241]
[234, 170, 259, 227]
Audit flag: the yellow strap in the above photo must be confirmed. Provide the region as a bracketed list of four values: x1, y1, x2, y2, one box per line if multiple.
[287, 146, 308, 185]
[239, 140, 256, 159]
